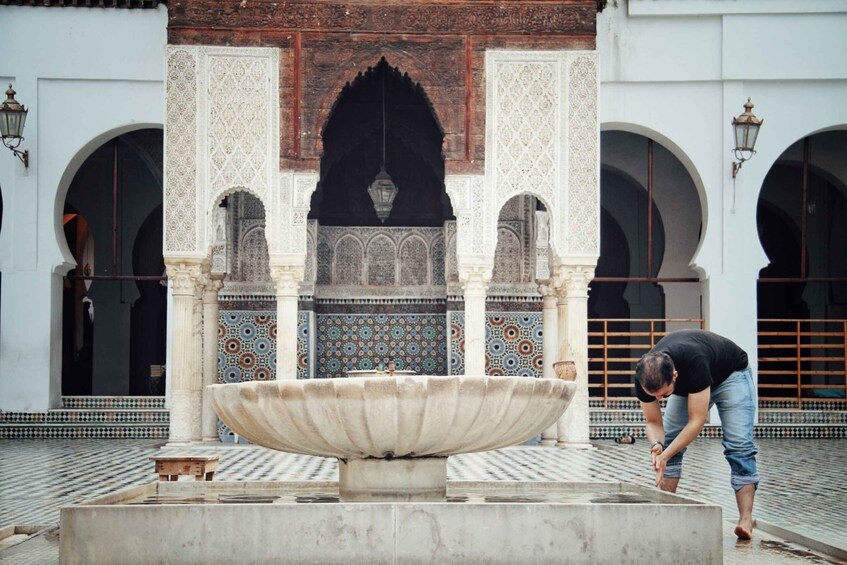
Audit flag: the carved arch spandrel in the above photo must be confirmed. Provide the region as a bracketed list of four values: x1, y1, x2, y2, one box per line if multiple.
[301, 39, 464, 160]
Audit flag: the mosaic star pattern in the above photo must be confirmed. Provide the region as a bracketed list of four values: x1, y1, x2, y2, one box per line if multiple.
[218, 311, 310, 383]
[217, 310, 310, 441]
[450, 312, 543, 376]
[315, 314, 447, 378]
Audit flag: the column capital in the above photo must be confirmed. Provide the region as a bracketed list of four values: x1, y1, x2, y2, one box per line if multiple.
[457, 255, 493, 296]
[270, 264, 304, 298]
[165, 259, 205, 297]
[537, 279, 558, 298]
[202, 276, 224, 303]
[459, 266, 492, 296]
[553, 263, 596, 300]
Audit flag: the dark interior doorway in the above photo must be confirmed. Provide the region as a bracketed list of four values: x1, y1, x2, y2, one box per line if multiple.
[62, 129, 165, 396]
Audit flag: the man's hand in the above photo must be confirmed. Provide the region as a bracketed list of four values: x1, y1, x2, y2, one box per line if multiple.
[653, 451, 667, 486]
[650, 441, 664, 468]
[640, 400, 667, 487]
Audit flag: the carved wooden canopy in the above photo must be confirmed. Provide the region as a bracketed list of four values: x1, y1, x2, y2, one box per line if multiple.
[167, 0, 599, 173]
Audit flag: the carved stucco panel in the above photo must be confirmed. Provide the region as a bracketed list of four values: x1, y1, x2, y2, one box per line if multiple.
[276, 172, 292, 255]
[491, 60, 558, 203]
[486, 50, 598, 260]
[491, 226, 523, 283]
[445, 174, 491, 258]
[292, 173, 319, 255]
[273, 171, 318, 256]
[200, 46, 280, 255]
[486, 50, 566, 259]
[444, 221, 458, 284]
[445, 176, 472, 256]
[565, 52, 599, 256]
[165, 46, 199, 254]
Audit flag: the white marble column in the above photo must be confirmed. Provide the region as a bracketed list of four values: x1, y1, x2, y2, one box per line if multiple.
[271, 264, 304, 380]
[555, 262, 596, 448]
[460, 266, 492, 376]
[164, 259, 205, 444]
[539, 281, 559, 446]
[201, 276, 223, 442]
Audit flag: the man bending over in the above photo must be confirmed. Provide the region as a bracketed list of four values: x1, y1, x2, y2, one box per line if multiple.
[635, 329, 759, 539]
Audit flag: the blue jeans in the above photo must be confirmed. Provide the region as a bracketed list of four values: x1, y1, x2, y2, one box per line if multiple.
[662, 367, 760, 491]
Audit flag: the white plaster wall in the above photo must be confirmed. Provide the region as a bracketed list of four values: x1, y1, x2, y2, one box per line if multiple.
[0, 6, 167, 410]
[1, 1, 846, 409]
[597, 0, 847, 371]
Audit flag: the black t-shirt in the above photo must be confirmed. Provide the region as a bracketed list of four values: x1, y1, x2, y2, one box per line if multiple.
[635, 330, 749, 402]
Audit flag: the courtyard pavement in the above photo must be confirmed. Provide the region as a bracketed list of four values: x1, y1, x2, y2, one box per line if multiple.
[0, 437, 845, 564]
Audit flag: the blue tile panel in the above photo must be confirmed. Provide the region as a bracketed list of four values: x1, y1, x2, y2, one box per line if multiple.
[315, 314, 447, 378]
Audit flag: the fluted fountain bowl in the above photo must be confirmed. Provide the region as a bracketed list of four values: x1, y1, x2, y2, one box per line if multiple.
[209, 375, 575, 459]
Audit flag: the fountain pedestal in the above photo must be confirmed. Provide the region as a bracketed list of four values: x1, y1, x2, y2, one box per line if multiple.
[339, 457, 447, 501]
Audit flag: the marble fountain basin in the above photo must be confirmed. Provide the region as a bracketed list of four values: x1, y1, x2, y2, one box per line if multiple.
[59, 375, 723, 564]
[208, 375, 575, 500]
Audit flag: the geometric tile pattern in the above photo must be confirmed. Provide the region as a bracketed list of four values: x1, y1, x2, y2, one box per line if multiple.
[449, 311, 542, 377]
[315, 314, 447, 378]
[448, 311, 465, 375]
[0, 426, 169, 440]
[3, 398, 845, 441]
[2, 438, 846, 563]
[216, 310, 309, 441]
[218, 310, 310, 382]
[62, 397, 165, 409]
[218, 311, 277, 383]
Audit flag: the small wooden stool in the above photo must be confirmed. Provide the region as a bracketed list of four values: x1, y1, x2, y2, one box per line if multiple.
[151, 455, 219, 481]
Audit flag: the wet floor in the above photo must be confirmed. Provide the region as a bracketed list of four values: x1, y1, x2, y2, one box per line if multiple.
[1, 438, 845, 563]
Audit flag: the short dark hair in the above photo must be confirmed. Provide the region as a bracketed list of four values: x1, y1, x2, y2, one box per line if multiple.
[635, 351, 675, 393]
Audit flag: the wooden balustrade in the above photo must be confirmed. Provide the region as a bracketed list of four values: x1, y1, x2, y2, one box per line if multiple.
[585, 318, 846, 408]
[757, 319, 847, 405]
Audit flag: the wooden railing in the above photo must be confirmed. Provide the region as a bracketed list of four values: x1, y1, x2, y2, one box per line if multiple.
[587, 318, 705, 405]
[757, 319, 847, 404]
[586, 318, 847, 407]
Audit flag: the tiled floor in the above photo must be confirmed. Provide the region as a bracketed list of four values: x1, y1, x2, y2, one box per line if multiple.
[0, 438, 845, 564]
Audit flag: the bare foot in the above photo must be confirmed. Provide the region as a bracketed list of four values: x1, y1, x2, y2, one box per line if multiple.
[734, 523, 752, 540]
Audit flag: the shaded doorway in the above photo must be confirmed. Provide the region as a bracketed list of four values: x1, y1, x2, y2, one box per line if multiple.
[62, 129, 165, 396]
[756, 131, 847, 401]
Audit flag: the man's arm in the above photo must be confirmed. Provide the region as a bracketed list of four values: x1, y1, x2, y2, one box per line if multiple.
[641, 399, 664, 444]
[640, 400, 665, 467]
[653, 388, 709, 483]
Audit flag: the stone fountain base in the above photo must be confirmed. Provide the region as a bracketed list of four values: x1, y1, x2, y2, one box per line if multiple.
[339, 457, 447, 501]
[60, 480, 722, 564]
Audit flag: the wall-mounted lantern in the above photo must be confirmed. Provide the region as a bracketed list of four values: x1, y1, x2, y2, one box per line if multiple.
[731, 98, 763, 178]
[0, 84, 29, 168]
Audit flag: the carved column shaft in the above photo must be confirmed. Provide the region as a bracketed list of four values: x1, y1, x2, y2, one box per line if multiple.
[539, 282, 559, 446]
[460, 266, 491, 376]
[202, 277, 223, 441]
[271, 264, 304, 380]
[165, 260, 205, 444]
[555, 263, 595, 448]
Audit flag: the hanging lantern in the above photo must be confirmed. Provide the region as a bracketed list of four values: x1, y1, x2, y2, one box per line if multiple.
[367, 66, 398, 222]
